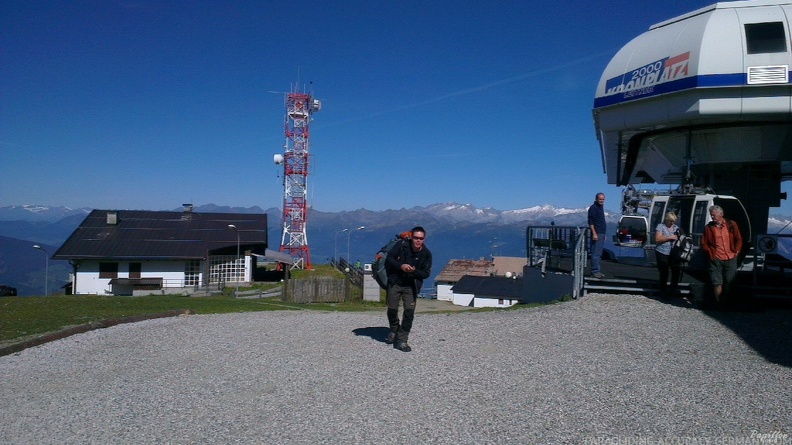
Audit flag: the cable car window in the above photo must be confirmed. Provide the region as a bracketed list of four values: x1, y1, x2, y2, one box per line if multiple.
[666, 196, 694, 235]
[745, 22, 787, 54]
[618, 216, 647, 245]
[649, 201, 666, 241]
[714, 197, 752, 246]
[691, 201, 709, 245]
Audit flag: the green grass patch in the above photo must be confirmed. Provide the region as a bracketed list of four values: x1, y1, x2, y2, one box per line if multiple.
[0, 292, 383, 344]
[290, 263, 346, 279]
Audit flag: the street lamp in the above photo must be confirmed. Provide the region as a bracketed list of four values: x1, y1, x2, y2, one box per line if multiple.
[32, 244, 49, 296]
[228, 225, 240, 297]
[334, 228, 349, 262]
[346, 226, 365, 269]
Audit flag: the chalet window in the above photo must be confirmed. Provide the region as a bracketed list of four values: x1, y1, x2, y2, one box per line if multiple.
[745, 22, 787, 54]
[99, 263, 118, 279]
[129, 263, 141, 279]
[185, 260, 200, 286]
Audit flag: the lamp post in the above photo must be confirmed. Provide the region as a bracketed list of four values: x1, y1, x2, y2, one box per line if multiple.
[334, 228, 349, 263]
[346, 226, 365, 270]
[32, 244, 49, 296]
[228, 224, 240, 297]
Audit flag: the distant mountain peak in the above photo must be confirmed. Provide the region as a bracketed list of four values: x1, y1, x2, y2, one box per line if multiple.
[0, 205, 91, 221]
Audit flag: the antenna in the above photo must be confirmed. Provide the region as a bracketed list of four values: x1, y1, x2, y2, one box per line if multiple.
[273, 79, 321, 270]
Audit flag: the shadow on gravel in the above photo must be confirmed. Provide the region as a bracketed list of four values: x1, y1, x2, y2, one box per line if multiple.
[705, 307, 792, 368]
[652, 296, 792, 368]
[352, 326, 390, 343]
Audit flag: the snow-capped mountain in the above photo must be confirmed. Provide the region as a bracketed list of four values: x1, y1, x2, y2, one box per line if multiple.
[1, 201, 790, 296]
[415, 202, 591, 224]
[0, 205, 92, 222]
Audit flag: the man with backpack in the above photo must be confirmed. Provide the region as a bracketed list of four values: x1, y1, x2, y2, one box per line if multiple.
[700, 205, 743, 308]
[385, 226, 432, 352]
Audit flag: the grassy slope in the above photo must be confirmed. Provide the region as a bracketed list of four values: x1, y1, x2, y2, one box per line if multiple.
[0, 264, 383, 344]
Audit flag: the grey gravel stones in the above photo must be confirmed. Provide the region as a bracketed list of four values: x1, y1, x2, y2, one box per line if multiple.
[1, 294, 790, 444]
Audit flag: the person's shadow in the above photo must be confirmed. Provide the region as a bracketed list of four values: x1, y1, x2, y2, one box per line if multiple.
[352, 326, 390, 343]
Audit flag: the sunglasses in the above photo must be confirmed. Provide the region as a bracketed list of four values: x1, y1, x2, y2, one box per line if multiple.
[412, 236, 425, 240]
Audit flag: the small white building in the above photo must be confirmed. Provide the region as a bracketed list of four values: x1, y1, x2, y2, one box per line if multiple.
[435, 256, 529, 302]
[53, 207, 275, 296]
[434, 259, 492, 301]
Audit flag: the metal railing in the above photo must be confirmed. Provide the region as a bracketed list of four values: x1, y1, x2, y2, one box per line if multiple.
[526, 225, 588, 299]
[572, 229, 588, 299]
[333, 258, 364, 288]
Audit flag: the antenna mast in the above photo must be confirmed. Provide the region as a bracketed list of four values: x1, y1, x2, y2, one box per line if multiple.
[275, 82, 321, 269]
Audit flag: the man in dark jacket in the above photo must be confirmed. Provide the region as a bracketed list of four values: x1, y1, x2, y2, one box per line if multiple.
[700, 205, 743, 307]
[587, 193, 607, 278]
[385, 226, 432, 352]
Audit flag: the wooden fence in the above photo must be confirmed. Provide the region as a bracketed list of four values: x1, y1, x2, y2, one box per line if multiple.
[283, 276, 363, 303]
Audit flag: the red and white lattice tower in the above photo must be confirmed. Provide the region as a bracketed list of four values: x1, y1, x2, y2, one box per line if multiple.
[276, 85, 321, 269]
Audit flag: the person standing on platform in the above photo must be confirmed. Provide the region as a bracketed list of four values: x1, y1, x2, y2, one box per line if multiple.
[700, 205, 743, 308]
[588, 193, 607, 278]
[654, 212, 682, 298]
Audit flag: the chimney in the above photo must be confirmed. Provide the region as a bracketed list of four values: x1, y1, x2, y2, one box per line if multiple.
[182, 203, 193, 221]
[107, 211, 118, 225]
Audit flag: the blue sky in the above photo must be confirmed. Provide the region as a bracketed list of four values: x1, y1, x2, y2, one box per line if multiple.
[3, 0, 791, 215]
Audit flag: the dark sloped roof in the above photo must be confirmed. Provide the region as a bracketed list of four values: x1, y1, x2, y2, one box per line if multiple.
[53, 209, 267, 260]
[451, 275, 523, 299]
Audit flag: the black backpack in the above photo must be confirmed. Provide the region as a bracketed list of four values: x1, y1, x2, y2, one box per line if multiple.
[372, 232, 410, 289]
[672, 234, 694, 262]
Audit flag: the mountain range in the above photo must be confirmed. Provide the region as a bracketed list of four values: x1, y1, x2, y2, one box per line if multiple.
[2, 203, 791, 297]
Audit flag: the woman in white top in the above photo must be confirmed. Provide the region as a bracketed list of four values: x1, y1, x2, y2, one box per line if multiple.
[655, 212, 682, 298]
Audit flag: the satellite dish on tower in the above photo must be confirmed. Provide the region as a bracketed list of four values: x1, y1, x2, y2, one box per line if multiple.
[274, 154, 284, 165]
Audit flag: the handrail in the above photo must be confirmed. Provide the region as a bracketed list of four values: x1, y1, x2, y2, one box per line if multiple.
[525, 225, 588, 299]
[572, 228, 588, 299]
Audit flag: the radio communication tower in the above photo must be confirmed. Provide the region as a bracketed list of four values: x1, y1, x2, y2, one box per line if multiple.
[273, 84, 321, 269]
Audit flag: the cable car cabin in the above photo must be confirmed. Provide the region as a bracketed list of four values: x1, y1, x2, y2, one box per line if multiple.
[648, 193, 752, 268]
[615, 215, 650, 248]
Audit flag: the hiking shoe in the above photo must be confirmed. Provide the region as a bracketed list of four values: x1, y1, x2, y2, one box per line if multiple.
[394, 341, 412, 352]
[592, 272, 605, 278]
[385, 332, 396, 344]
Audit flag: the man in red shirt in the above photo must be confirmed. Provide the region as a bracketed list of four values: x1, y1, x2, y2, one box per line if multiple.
[700, 205, 743, 307]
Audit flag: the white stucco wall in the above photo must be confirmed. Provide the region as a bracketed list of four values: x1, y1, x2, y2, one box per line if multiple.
[473, 297, 519, 308]
[452, 292, 474, 307]
[73, 260, 193, 295]
[436, 283, 453, 301]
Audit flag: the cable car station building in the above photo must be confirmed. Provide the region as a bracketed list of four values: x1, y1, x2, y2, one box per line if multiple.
[593, 0, 792, 239]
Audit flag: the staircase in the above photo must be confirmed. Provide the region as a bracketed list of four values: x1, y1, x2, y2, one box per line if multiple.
[583, 275, 693, 298]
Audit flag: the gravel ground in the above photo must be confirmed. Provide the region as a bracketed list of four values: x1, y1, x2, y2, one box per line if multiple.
[1, 294, 790, 445]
